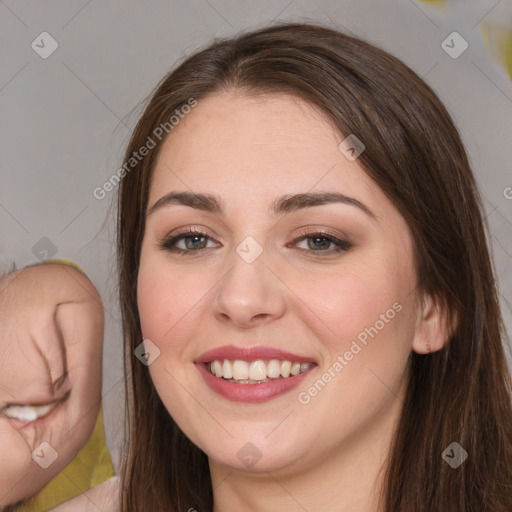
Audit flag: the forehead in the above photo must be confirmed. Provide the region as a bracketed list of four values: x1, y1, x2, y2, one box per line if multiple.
[149, 92, 384, 216]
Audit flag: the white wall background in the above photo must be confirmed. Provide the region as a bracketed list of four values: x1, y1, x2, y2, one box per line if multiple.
[1, 0, 511, 472]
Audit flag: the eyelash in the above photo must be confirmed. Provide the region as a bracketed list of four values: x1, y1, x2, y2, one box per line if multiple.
[159, 228, 353, 256]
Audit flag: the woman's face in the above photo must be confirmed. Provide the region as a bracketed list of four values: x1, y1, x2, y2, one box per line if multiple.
[137, 91, 422, 475]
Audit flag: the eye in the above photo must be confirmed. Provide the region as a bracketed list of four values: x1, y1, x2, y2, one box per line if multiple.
[289, 229, 353, 255]
[159, 227, 352, 256]
[159, 229, 220, 254]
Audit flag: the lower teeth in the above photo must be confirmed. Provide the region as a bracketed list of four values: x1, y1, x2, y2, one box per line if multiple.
[226, 378, 272, 384]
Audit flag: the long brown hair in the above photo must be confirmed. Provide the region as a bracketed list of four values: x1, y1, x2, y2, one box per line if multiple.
[117, 22, 512, 511]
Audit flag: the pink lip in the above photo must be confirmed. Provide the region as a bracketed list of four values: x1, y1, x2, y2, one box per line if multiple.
[194, 345, 316, 364]
[194, 345, 317, 403]
[196, 362, 316, 403]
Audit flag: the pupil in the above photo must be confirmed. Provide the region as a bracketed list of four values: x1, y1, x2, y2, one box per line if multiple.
[186, 235, 206, 250]
[309, 237, 329, 250]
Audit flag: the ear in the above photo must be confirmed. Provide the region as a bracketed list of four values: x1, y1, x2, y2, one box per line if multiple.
[412, 292, 455, 354]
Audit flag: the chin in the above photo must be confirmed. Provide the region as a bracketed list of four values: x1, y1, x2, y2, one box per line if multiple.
[204, 436, 307, 475]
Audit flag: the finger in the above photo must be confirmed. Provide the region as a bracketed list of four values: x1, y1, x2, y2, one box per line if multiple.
[0, 308, 70, 425]
[29, 303, 69, 397]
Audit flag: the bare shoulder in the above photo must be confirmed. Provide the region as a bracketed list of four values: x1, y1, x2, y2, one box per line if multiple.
[47, 476, 120, 512]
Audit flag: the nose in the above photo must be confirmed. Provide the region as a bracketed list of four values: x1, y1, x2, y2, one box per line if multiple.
[212, 247, 287, 329]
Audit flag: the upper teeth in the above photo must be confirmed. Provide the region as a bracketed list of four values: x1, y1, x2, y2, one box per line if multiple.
[208, 359, 314, 380]
[1, 403, 55, 422]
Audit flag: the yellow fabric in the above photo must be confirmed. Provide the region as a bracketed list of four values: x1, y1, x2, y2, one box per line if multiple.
[481, 22, 512, 80]
[17, 409, 115, 512]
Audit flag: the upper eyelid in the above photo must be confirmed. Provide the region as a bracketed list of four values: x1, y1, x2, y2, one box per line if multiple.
[164, 228, 344, 241]
[164, 227, 220, 244]
[163, 229, 350, 250]
[164, 224, 349, 238]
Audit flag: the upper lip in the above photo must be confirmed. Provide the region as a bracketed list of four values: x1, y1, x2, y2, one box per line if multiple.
[194, 345, 317, 364]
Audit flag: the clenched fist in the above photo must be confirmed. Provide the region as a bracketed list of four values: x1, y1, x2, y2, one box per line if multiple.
[0, 262, 104, 510]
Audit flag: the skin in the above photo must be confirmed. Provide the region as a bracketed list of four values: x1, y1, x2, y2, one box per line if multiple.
[135, 91, 451, 512]
[0, 263, 104, 509]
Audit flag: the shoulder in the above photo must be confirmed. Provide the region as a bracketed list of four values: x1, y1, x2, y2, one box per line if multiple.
[47, 476, 120, 512]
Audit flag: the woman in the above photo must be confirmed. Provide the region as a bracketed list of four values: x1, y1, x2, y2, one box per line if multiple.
[60, 21, 512, 511]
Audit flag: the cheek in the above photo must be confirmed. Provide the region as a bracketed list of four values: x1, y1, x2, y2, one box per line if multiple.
[292, 260, 410, 347]
[137, 261, 207, 347]
[290, 263, 415, 424]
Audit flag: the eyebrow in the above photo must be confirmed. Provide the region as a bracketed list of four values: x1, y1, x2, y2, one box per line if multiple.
[147, 191, 376, 220]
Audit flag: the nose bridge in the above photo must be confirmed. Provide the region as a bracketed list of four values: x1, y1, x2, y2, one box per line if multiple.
[212, 236, 286, 327]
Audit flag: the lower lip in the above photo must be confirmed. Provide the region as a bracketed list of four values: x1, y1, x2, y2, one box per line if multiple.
[196, 363, 316, 403]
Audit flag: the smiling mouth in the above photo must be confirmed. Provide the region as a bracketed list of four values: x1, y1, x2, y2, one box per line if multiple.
[206, 358, 316, 384]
